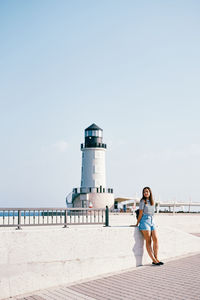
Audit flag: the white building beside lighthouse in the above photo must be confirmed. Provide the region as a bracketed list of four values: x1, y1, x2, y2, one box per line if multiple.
[66, 124, 114, 209]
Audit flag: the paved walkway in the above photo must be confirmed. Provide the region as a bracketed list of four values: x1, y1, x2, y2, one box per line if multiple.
[13, 253, 200, 300]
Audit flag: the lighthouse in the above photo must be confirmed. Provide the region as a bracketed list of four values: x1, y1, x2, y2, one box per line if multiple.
[66, 124, 114, 209]
[81, 124, 106, 189]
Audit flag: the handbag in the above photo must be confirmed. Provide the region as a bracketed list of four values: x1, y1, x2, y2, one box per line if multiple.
[135, 209, 139, 219]
[135, 201, 146, 219]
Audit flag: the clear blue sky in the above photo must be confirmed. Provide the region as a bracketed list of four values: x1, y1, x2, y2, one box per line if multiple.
[0, 0, 200, 207]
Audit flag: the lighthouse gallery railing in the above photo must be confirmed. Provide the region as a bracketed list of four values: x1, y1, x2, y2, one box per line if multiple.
[0, 207, 109, 229]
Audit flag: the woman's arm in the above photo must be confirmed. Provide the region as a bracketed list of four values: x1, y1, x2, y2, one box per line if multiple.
[130, 199, 144, 227]
[135, 209, 143, 226]
[130, 209, 143, 227]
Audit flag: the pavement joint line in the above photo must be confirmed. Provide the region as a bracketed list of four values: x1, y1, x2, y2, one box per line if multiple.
[48, 290, 67, 300]
[70, 289, 101, 297]
[70, 286, 117, 297]
[74, 285, 130, 298]
[80, 277, 134, 288]
[35, 292, 56, 300]
[70, 284, 156, 297]
[58, 287, 92, 299]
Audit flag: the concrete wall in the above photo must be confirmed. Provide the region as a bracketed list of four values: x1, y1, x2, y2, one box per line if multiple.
[73, 193, 114, 209]
[1, 220, 200, 299]
[88, 193, 114, 209]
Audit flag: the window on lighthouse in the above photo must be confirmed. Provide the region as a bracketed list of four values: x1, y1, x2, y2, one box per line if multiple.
[85, 130, 102, 137]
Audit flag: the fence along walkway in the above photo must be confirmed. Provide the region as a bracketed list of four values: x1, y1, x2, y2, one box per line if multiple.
[0, 207, 109, 229]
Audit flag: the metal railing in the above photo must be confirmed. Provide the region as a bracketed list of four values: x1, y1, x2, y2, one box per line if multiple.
[72, 187, 113, 194]
[0, 207, 109, 229]
[81, 143, 107, 149]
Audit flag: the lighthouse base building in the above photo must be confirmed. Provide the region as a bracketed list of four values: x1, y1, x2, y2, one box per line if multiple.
[66, 124, 114, 209]
[71, 187, 114, 209]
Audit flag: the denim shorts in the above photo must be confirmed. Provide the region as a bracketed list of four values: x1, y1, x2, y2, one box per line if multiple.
[139, 214, 155, 231]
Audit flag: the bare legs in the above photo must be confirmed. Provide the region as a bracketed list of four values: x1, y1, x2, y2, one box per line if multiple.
[141, 230, 160, 263]
[151, 230, 159, 262]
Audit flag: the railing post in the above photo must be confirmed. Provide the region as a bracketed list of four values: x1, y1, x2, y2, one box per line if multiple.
[104, 206, 110, 227]
[156, 202, 160, 214]
[173, 202, 176, 215]
[63, 209, 68, 228]
[16, 209, 22, 230]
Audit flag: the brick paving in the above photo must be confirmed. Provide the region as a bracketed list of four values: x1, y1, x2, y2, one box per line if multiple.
[13, 253, 200, 300]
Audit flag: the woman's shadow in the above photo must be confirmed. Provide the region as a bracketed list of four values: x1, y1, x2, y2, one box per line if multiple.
[132, 227, 144, 266]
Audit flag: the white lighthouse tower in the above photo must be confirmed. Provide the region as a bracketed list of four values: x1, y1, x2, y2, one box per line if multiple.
[81, 124, 106, 189]
[66, 124, 114, 209]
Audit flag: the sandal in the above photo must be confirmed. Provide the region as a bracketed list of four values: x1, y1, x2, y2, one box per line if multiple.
[152, 262, 160, 266]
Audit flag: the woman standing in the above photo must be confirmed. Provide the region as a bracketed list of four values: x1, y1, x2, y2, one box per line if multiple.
[133, 187, 164, 266]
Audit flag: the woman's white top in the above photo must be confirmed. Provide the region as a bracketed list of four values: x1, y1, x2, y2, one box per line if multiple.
[139, 199, 155, 216]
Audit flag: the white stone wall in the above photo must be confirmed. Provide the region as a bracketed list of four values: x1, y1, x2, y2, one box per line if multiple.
[1, 215, 200, 299]
[81, 148, 106, 188]
[88, 193, 114, 209]
[73, 193, 114, 209]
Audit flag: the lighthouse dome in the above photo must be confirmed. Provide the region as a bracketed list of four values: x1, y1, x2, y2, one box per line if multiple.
[85, 123, 103, 131]
[82, 123, 106, 148]
[85, 123, 103, 139]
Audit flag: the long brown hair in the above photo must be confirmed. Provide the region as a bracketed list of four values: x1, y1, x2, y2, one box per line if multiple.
[142, 187, 154, 206]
